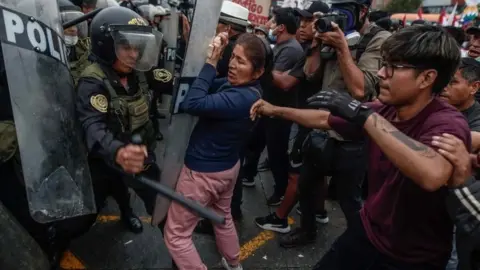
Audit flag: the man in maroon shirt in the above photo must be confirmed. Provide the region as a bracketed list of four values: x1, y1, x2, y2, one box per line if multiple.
[250, 25, 470, 269]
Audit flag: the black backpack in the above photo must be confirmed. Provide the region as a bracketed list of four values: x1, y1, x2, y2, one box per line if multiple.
[353, 25, 386, 62]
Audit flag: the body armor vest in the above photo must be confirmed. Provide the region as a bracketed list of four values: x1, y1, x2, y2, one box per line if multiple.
[80, 63, 155, 149]
[70, 38, 92, 85]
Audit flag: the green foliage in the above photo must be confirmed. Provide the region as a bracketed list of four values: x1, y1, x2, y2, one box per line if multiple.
[384, 0, 423, 13]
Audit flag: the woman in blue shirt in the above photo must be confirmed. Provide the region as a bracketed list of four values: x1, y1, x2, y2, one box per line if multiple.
[164, 33, 270, 270]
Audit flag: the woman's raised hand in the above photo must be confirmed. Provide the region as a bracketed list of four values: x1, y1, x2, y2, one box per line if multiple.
[206, 32, 229, 66]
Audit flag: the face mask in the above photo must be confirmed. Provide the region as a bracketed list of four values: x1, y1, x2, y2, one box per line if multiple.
[268, 28, 277, 42]
[64, 35, 78, 46]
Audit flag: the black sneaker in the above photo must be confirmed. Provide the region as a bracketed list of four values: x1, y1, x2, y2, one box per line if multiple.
[121, 212, 143, 234]
[255, 213, 290, 233]
[296, 206, 329, 224]
[279, 228, 316, 248]
[289, 148, 303, 168]
[242, 177, 255, 187]
[257, 159, 270, 172]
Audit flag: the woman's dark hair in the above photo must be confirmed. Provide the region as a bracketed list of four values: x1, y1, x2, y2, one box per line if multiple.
[234, 33, 273, 89]
[235, 33, 267, 74]
[381, 25, 461, 94]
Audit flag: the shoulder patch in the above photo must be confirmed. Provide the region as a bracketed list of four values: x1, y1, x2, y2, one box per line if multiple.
[153, 69, 172, 83]
[90, 94, 108, 113]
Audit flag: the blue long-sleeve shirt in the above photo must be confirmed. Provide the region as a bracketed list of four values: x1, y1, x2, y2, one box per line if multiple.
[180, 63, 261, 172]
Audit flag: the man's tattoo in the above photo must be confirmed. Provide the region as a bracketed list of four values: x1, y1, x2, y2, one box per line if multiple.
[371, 114, 437, 158]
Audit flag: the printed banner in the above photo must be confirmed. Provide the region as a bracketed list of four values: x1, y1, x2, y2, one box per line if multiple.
[231, 0, 272, 25]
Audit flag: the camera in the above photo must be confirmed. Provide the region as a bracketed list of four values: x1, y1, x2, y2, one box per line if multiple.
[314, 13, 347, 33]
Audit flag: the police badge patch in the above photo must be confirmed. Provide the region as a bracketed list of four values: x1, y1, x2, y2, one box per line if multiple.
[153, 69, 172, 83]
[90, 94, 108, 113]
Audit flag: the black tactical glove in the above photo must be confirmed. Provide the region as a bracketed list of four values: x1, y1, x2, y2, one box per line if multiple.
[307, 90, 374, 126]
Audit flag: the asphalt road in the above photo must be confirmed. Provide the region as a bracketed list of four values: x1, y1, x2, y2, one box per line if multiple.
[61, 118, 347, 270]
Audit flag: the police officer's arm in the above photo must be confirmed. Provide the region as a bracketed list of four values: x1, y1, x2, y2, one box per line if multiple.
[337, 30, 390, 100]
[76, 79, 125, 163]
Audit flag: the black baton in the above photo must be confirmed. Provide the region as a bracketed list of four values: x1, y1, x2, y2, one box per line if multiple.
[131, 135, 225, 224]
[63, 8, 103, 29]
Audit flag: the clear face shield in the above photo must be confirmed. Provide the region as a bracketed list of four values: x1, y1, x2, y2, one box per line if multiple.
[61, 11, 88, 39]
[95, 0, 120, 9]
[110, 25, 163, 71]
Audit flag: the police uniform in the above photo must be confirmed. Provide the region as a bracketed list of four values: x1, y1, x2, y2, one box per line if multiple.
[76, 6, 163, 233]
[58, 0, 92, 85]
[69, 38, 92, 85]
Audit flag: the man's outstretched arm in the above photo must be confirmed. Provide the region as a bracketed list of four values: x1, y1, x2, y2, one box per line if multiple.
[251, 99, 331, 130]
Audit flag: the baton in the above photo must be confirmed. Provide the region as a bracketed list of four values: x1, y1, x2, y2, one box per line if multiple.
[63, 8, 103, 29]
[131, 135, 225, 224]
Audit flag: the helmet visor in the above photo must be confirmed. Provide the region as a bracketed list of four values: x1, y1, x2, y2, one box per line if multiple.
[95, 0, 119, 8]
[111, 29, 163, 71]
[61, 11, 88, 38]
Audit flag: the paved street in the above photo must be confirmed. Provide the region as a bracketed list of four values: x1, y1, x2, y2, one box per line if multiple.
[60, 118, 347, 270]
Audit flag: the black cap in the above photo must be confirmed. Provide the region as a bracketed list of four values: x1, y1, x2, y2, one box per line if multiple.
[466, 26, 480, 35]
[294, 1, 330, 18]
[460, 57, 480, 68]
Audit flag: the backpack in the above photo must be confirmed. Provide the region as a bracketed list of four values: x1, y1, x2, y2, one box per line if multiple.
[354, 25, 386, 62]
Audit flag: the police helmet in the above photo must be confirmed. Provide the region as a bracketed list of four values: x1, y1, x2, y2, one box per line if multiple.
[58, 0, 89, 38]
[90, 6, 163, 71]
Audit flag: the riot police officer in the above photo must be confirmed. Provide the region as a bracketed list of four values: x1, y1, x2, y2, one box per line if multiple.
[76, 6, 163, 234]
[59, 0, 91, 84]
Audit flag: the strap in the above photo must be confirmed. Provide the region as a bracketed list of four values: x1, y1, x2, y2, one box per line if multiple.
[354, 25, 385, 61]
[80, 62, 106, 82]
[80, 63, 121, 111]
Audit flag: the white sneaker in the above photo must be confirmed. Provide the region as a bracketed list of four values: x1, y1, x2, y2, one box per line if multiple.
[221, 257, 243, 270]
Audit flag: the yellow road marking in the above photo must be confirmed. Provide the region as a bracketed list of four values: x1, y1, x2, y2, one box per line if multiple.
[60, 251, 86, 269]
[239, 217, 295, 261]
[61, 215, 295, 268]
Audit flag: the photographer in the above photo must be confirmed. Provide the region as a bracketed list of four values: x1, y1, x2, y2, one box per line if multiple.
[260, 0, 390, 248]
[254, 1, 331, 236]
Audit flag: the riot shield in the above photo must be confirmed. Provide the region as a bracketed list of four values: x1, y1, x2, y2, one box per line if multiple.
[0, 0, 96, 223]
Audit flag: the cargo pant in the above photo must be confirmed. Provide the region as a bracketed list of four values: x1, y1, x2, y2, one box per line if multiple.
[165, 162, 241, 270]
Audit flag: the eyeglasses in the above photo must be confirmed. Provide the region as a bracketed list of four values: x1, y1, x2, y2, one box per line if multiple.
[381, 61, 419, 78]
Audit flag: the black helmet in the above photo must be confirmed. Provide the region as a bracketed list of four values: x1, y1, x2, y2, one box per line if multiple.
[90, 6, 163, 71]
[58, 0, 89, 38]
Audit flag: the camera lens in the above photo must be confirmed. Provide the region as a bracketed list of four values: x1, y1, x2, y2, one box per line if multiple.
[315, 17, 333, 33]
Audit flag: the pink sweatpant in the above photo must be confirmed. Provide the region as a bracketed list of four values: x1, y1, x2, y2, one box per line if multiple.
[164, 162, 241, 270]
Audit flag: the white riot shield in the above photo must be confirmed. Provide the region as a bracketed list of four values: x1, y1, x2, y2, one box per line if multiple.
[0, 0, 96, 223]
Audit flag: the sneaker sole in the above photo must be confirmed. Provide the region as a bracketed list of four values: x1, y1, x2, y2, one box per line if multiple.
[255, 222, 291, 234]
[295, 208, 329, 224]
[221, 257, 243, 270]
[242, 181, 256, 187]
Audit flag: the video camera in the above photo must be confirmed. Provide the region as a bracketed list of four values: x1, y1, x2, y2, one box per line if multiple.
[314, 13, 347, 33]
